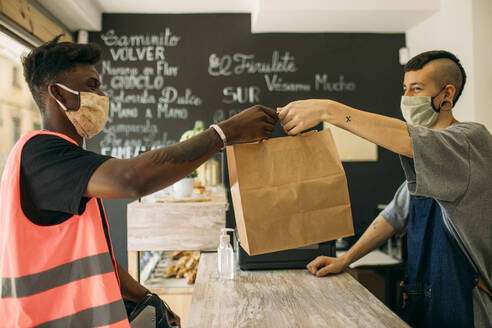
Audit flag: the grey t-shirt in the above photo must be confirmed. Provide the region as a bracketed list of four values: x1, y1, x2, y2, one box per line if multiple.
[380, 181, 410, 235]
[380, 122, 492, 326]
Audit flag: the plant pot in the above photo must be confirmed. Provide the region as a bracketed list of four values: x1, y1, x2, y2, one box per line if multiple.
[173, 178, 195, 198]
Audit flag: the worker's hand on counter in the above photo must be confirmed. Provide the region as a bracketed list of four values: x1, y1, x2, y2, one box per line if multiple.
[277, 99, 328, 135]
[306, 256, 349, 277]
[217, 105, 277, 144]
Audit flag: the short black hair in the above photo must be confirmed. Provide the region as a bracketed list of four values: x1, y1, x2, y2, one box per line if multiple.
[22, 34, 102, 111]
[404, 50, 466, 106]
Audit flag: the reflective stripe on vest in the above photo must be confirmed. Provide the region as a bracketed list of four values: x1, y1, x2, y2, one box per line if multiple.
[1, 252, 113, 298]
[35, 300, 128, 328]
[0, 130, 130, 327]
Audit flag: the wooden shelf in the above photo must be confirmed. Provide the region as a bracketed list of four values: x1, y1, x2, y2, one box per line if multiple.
[0, 0, 72, 43]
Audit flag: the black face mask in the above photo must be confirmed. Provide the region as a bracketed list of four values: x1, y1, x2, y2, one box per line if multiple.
[431, 86, 448, 113]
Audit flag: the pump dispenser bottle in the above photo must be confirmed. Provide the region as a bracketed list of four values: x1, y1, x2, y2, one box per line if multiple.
[217, 228, 234, 280]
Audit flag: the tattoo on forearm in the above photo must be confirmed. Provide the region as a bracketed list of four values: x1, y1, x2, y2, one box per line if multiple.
[373, 221, 378, 230]
[148, 129, 221, 165]
[346, 116, 351, 123]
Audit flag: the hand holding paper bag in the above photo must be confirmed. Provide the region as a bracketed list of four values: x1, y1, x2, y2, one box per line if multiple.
[226, 128, 354, 256]
[218, 104, 277, 143]
[278, 100, 327, 135]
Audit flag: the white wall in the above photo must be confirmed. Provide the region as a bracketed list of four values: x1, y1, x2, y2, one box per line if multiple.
[252, 0, 439, 33]
[472, 0, 492, 130]
[406, 0, 492, 131]
[406, 0, 475, 123]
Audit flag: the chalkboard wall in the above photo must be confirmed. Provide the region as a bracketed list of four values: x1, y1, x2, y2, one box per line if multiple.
[89, 14, 405, 268]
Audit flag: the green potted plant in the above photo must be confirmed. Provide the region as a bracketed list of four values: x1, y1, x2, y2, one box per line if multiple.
[187, 170, 198, 179]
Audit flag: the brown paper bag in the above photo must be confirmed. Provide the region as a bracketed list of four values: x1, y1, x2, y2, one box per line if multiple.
[226, 129, 354, 256]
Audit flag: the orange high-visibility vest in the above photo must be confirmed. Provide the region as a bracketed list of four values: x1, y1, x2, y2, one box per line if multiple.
[0, 130, 130, 327]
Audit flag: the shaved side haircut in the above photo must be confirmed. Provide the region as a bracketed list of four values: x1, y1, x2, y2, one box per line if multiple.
[404, 50, 466, 106]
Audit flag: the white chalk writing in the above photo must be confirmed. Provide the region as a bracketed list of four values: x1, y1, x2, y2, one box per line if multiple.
[208, 51, 297, 76]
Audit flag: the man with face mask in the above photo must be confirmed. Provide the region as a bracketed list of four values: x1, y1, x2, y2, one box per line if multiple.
[0, 36, 277, 327]
[278, 50, 491, 327]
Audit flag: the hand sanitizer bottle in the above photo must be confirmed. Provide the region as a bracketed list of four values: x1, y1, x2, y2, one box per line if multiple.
[218, 228, 234, 280]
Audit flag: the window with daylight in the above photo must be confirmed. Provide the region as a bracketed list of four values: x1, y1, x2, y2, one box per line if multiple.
[0, 31, 40, 176]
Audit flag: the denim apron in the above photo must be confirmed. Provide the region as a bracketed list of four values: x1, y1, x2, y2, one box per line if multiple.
[400, 196, 476, 327]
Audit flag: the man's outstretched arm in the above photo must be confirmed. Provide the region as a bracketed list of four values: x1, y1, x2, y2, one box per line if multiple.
[278, 99, 413, 158]
[85, 105, 278, 199]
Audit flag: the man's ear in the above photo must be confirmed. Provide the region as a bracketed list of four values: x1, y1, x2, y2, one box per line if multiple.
[47, 83, 65, 107]
[47, 83, 80, 110]
[442, 84, 456, 108]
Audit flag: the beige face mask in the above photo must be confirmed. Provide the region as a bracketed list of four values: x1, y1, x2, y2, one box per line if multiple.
[51, 83, 109, 139]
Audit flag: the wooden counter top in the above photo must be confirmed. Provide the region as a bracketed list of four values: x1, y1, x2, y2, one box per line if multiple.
[186, 253, 409, 328]
[127, 191, 227, 251]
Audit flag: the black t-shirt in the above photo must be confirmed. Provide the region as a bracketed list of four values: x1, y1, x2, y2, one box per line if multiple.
[20, 134, 113, 249]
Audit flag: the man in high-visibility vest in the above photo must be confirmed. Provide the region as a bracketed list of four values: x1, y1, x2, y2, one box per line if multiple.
[0, 35, 277, 327]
